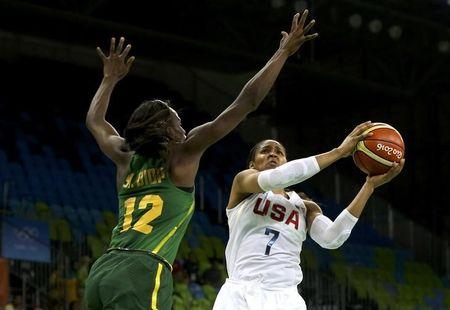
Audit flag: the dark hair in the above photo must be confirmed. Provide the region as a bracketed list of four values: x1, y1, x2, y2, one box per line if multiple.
[247, 139, 287, 167]
[297, 191, 312, 201]
[123, 99, 173, 158]
[247, 141, 264, 167]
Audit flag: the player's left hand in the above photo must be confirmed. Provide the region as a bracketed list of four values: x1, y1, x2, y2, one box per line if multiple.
[366, 159, 405, 188]
[279, 10, 318, 56]
[337, 121, 374, 158]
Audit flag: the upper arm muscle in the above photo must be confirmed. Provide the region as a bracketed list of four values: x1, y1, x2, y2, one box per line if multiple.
[234, 169, 264, 194]
[304, 200, 323, 231]
[226, 169, 262, 210]
[86, 120, 130, 165]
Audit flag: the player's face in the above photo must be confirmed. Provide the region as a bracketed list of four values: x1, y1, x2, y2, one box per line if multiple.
[168, 108, 186, 142]
[251, 140, 287, 171]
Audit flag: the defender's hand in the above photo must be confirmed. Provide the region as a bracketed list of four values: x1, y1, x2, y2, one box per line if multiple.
[337, 121, 374, 158]
[96, 37, 135, 81]
[279, 10, 318, 56]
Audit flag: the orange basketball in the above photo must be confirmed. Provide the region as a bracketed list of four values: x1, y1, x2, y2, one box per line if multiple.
[353, 123, 405, 176]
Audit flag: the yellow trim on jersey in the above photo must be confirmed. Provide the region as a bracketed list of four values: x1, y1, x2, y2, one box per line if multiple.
[356, 141, 393, 167]
[152, 202, 195, 254]
[151, 263, 163, 309]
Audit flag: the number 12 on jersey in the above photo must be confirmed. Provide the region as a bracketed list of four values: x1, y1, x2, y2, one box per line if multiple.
[121, 194, 164, 234]
[264, 228, 280, 255]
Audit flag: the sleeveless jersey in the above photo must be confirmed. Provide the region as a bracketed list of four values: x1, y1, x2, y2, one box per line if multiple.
[225, 191, 307, 288]
[109, 154, 195, 265]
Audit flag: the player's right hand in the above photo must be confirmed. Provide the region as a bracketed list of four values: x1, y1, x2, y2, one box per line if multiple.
[279, 10, 318, 56]
[96, 37, 135, 81]
[337, 121, 374, 158]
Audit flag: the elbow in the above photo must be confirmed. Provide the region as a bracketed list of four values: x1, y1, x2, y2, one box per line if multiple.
[310, 229, 351, 250]
[85, 116, 93, 131]
[238, 88, 260, 112]
[85, 110, 102, 130]
[85, 114, 99, 133]
[247, 95, 259, 111]
[319, 233, 351, 250]
[319, 242, 343, 250]
[247, 94, 261, 112]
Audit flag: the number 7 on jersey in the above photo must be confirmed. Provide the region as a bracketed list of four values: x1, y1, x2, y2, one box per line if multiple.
[264, 228, 280, 255]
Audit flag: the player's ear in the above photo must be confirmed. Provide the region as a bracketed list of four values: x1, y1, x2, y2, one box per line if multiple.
[249, 161, 255, 169]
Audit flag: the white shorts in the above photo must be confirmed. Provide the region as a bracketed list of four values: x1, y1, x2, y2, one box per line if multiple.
[213, 278, 307, 310]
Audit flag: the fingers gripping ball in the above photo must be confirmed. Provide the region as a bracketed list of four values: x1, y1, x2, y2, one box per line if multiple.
[353, 123, 405, 175]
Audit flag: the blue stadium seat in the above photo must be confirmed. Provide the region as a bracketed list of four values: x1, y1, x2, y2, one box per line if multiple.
[211, 225, 228, 243]
[89, 209, 103, 224]
[64, 206, 81, 227]
[80, 220, 97, 235]
[188, 283, 205, 299]
[49, 204, 64, 219]
[192, 212, 214, 236]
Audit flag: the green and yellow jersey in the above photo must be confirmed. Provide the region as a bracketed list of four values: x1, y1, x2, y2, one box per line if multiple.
[109, 154, 195, 266]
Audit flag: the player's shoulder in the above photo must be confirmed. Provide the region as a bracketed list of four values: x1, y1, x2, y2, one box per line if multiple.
[232, 168, 260, 192]
[296, 192, 322, 214]
[234, 168, 259, 180]
[227, 169, 261, 209]
[107, 135, 132, 168]
[303, 200, 322, 213]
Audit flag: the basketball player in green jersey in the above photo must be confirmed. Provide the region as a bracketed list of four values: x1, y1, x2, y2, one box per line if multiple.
[84, 11, 318, 310]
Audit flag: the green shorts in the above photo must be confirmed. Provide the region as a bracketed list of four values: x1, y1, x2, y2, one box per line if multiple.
[84, 249, 173, 310]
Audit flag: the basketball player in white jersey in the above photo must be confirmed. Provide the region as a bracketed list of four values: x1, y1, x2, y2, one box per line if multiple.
[213, 122, 405, 310]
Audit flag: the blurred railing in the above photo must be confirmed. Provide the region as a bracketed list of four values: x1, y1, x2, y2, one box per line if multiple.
[300, 267, 376, 310]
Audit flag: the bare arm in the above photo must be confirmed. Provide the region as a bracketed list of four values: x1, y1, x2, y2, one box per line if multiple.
[86, 37, 135, 165]
[183, 11, 318, 155]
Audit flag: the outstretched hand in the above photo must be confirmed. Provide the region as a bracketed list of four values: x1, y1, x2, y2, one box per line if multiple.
[279, 10, 318, 56]
[97, 37, 135, 81]
[366, 159, 405, 188]
[337, 121, 374, 158]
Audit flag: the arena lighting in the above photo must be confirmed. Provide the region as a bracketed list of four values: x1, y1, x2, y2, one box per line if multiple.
[438, 40, 450, 53]
[294, 0, 308, 12]
[388, 25, 402, 40]
[348, 14, 362, 29]
[271, 0, 285, 9]
[368, 19, 383, 34]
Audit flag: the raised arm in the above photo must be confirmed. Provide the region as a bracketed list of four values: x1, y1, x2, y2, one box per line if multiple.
[232, 121, 374, 195]
[183, 11, 318, 154]
[86, 37, 135, 165]
[307, 159, 405, 249]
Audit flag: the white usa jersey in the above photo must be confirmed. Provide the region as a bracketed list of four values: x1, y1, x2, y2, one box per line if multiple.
[225, 191, 307, 289]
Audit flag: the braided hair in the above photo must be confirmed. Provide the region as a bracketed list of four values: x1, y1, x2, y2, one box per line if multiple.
[123, 99, 173, 158]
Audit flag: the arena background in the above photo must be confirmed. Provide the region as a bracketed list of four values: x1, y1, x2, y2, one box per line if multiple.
[0, 0, 449, 309]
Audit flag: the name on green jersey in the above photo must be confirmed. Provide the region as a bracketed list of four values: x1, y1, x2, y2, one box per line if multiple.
[122, 167, 166, 189]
